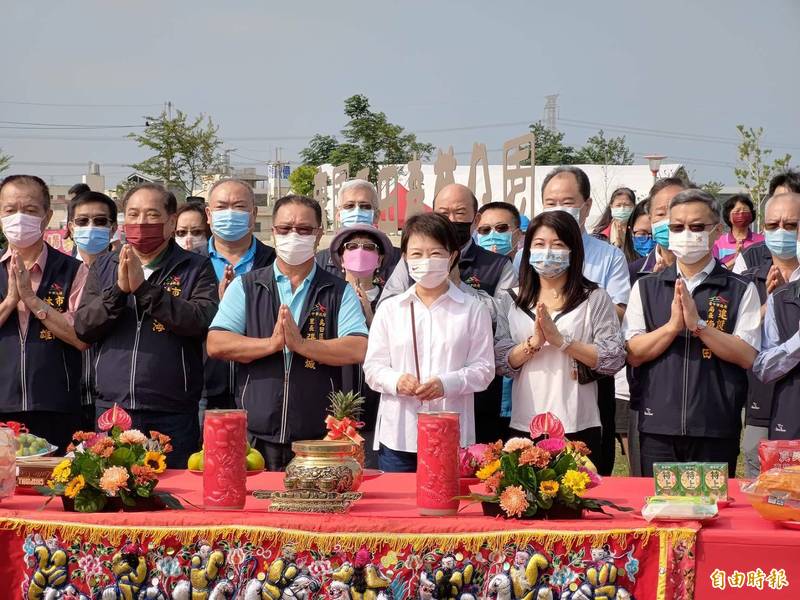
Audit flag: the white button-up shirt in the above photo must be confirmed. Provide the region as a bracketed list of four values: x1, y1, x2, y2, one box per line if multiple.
[364, 281, 495, 452]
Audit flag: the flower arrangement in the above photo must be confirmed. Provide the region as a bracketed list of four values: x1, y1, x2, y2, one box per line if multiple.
[464, 413, 630, 519]
[459, 444, 489, 477]
[40, 405, 182, 512]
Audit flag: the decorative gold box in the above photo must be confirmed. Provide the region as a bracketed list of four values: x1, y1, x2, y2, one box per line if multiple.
[16, 457, 61, 491]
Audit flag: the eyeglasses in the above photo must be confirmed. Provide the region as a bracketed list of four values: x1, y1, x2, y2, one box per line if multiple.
[632, 233, 652, 239]
[667, 223, 717, 233]
[343, 241, 379, 252]
[175, 229, 206, 238]
[476, 223, 512, 235]
[273, 225, 318, 236]
[764, 221, 799, 232]
[73, 216, 112, 227]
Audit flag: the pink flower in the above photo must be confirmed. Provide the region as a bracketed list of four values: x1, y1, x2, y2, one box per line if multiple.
[536, 437, 567, 454]
[529, 412, 565, 440]
[503, 437, 534, 453]
[98, 466, 129, 496]
[97, 404, 132, 432]
[579, 466, 602, 489]
[119, 429, 147, 445]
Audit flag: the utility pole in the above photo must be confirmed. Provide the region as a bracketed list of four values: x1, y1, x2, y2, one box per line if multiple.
[274, 147, 284, 200]
[544, 95, 559, 132]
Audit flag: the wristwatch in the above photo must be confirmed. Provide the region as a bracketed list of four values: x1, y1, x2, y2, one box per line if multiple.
[691, 318, 707, 336]
[34, 301, 49, 321]
[559, 334, 574, 351]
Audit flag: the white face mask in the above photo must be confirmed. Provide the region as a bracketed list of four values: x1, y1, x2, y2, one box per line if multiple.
[1, 213, 43, 248]
[177, 234, 207, 252]
[543, 205, 583, 224]
[669, 228, 713, 265]
[274, 232, 317, 266]
[407, 257, 451, 289]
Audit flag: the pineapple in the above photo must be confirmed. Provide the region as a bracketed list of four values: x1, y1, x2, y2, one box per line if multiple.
[325, 389, 367, 466]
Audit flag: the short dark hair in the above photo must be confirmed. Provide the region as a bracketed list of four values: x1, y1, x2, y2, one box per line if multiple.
[337, 229, 386, 256]
[768, 169, 800, 196]
[722, 194, 755, 229]
[68, 191, 118, 223]
[401, 213, 460, 270]
[273, 194, 322, 226]
[541, 166, 591, 201]
[669, 188, 721, 223]
[649, 176, 691, 199]
[121, 183, 177, 214]
[478, 201, 521, 228]
[623, 199, 651, 262]
[0, 174, 51, 210]
[68, 183, 91, 197]
[176, 202, 211, 238]
[516, 210, 597, 314]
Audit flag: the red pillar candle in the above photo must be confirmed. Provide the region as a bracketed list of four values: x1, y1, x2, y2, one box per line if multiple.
[416, 411, 460, 516]
[203, 409, 248, 510]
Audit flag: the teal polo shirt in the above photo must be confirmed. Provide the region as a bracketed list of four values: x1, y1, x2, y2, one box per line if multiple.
[207, 236, 258, 281]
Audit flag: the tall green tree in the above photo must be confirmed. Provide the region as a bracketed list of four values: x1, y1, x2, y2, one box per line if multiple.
[0, 148, 10, 175]
[288, 164, 317, 196]
[528, 122, 576, 165]
[128, 108, 223, 198]
[574, 129, 634, 165]
[700, 180, 724, 196]
[734, 125, 792, 219]
[299, 95, 434, 181]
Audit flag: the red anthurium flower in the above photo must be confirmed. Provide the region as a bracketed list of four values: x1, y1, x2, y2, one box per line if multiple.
[529, 412, 565, 440]
[97, 404, 133, 432]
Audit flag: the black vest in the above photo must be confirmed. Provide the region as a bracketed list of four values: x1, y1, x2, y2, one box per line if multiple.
[767, 281, 800, 439]
[637, 262, 751, 438]
[742, 242, 772, 271]
[743, 262, 776, 427]
[90, 242, 210, 413]
[0, 245, 82, 413]
[236, 265, 356, 444]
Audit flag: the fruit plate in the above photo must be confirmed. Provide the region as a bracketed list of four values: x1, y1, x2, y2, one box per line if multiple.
[362, 469, 384, 481]
[16, 444, 58, 459]
[189, 469, 263, 477]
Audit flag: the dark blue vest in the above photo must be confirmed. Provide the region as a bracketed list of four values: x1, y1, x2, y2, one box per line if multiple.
[767, 280, 800, 439]
[0, 245, 82, 413]
[743, 262, 776, 428]
[637, 262, 750, 438]
[236, 265, 354, 444]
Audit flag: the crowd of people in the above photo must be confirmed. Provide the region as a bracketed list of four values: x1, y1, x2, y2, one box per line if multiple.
[1, 166, 799, 478]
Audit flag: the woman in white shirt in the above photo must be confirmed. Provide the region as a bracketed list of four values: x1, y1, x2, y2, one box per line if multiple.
[364, 213, 495, 472]
[495, 210, 625, 459]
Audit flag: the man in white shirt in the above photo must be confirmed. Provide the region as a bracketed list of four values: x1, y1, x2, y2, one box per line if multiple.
[624, 189, 762, 476]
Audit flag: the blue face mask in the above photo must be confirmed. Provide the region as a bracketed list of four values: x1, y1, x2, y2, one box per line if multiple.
[765, 228, 798, 259]
[73, 226, 111, 255]
[529, 248, 570, 279]
[340, 207, 374, 227]
[211, 209, 251, 242]
[651, 219, 670, 249]
[477, 231, 513, 255]
[633, 235, 656, 257]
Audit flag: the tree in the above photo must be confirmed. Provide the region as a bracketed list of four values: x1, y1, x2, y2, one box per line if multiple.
[288, 164, 317, 196]
[299, 95, 434, 181]
[528, 122, 576, 165]
[574, 130, 634, 165]
[128, 108, 223, 198]
[734, 125, 792, 220]
[0, 148, 10, 175]
[700, 180, 724, 196]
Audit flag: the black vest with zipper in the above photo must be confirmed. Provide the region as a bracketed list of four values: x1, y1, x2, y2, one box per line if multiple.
[235, 265, 353, 444]
[636, 262, 750, 438]
[766, 281, 800, 439]
[0, 245, 82, 413]
[743, 262, 775, 428]
[90, 243, 207, 413]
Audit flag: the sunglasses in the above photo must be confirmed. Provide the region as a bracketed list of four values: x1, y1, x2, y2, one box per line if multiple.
[667, 223, 717, 233]
[72, 216, 112, 227]
[175, 229, 206, 238]
[476, 223, 512, 235]
[343, 241, 379, 252]
[273, 225, 318, 236]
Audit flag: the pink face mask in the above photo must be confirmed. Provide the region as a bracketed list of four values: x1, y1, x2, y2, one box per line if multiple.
[342, 248, 380, 277]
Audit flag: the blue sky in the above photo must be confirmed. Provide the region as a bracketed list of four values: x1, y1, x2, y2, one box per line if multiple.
[1, 0, 798, 188]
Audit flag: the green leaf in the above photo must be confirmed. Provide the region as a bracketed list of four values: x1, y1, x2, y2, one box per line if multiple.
[109, 447, 135, 467]
[119, 489, 136, 507]
[552, 453, 577, 475]
[537, 468, 556, 482]
[156, 492, 185, 510]
[75, 490, 107, 513]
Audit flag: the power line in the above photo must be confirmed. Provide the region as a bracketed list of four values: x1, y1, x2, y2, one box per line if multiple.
[0, 120, 142, 130]
[0, 99, 161, 108]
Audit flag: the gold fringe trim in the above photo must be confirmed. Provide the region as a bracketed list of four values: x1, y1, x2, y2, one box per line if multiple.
[0, 517, 697, 554]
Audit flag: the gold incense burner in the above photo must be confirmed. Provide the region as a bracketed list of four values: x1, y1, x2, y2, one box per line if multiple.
[284, 440, 363, 494]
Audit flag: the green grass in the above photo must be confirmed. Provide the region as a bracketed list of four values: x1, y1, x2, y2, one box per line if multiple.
[610, 436, 746, 478]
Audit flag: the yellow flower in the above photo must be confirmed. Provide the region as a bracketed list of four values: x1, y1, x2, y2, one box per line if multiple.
[499, 485, 529, 518]
[144, 451, 167, 474]
[539, 480, 559, 498]
[51, 459, 73, 484]
[561, 469, 591, 497]
[476, 459, 501, 480]
[64, 475, 86, 499]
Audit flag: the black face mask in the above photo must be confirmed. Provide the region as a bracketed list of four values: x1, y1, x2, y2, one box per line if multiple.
[451, 221, 474, 248]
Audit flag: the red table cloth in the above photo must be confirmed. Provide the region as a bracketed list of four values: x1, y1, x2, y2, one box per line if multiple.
[0, 471, 793, 599]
